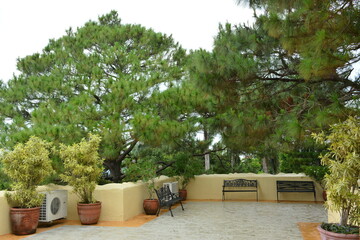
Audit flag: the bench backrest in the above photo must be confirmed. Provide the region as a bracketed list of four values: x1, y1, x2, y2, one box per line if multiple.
[155, 186, 175, 204]
[276, 181, 315, 192]
[223, 179, 257, 188]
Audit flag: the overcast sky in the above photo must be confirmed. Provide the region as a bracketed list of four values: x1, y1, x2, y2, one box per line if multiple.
[0, 0, 254, 82]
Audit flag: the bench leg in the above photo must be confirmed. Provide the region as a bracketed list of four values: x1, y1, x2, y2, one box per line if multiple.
[179, 201, 184, 211]
[156, 206, 161, 216]
[222, 191, 225, 201]
[169, 206, 174, 217]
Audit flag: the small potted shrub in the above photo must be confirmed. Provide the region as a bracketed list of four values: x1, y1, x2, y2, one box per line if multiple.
[312, 116, 360, 239]
[173, 153, 202, 200]
[59, 134, 104, 225]
[1, 136, 54, 235]
[124, 157, 159, 215]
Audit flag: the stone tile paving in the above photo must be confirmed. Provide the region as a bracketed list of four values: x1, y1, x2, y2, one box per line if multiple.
[25, 201, 327, 240]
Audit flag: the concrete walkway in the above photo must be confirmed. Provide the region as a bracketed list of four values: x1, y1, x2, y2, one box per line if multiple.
[23, 201, 326, 240]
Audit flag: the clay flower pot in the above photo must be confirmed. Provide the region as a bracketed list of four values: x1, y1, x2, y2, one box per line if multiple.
[179, 189, 187, 201]
[143, 199, 159, 215]
[10, 207, 40, 235]
[317, 225, 359, 240]
[77, 202, 101, 225]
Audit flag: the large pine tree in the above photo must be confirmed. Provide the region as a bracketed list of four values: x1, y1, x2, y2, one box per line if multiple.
[0, 11, 188, 182]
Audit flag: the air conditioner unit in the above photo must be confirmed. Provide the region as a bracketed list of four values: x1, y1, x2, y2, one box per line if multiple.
[39, 190, 68, 222]
[163, 181, 179, 195]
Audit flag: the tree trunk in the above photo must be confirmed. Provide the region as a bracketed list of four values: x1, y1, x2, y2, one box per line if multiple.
[105, 160, 122, 183]
[262, 157, 269, 173]
[230, 152, 235, 169]
[340, 207, 350, 226]
[205, 154, 210, 171]
[204, 128, 210, 171]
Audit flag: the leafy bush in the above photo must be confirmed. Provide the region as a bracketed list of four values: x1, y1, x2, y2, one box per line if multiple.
[321, 223, 359, 235]
[59, 134, 103, 204]
[171, 152, 203, 189]
[124, 157, 158, 199]
[1, 136, 54, 208]
[279, 150, 321, 173]
[279, 150, 329, 187]
[0, 164, 11, 190]
[313, 116, 360, 227]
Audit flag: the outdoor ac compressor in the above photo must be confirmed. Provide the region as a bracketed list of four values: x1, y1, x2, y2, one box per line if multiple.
[39, 190, 68, 222]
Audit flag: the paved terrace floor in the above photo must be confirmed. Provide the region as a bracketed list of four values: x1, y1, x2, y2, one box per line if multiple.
[1, 201, 327, 240]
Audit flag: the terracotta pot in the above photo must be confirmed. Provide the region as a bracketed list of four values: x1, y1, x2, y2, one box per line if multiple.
[322, 190, 327, 201]
[143, 199, 159, 215]
[10, 207, 40, 235]
[179, 189, 187, 200]
[317, 225, 359, 240]
[77, 202, 101, 225]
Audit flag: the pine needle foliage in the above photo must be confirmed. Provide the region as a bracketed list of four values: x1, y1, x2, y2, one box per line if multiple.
[0, 11, 187, 182]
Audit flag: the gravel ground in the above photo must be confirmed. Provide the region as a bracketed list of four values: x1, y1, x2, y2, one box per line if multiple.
[25, 201, 327, 240]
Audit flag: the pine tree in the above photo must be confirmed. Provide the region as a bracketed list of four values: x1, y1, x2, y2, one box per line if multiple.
[0, 11, 187, 182]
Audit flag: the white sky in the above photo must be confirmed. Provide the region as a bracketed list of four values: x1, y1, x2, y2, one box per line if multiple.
[0, 0, 254, 82]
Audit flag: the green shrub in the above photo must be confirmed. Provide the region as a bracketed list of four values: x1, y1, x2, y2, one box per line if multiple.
[1, 136, 54, 208]
[59, 134, 103, 204]
[313, 116, 360, 227]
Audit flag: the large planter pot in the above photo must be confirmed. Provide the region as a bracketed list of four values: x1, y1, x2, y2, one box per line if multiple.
[10, 207, 40, 235]
[179, 189, 187, 201]
[143, 199, 159, 215]
[317, 225, 359, 240]
[322, 190, 327, 201]
[77, 202, 101, 225]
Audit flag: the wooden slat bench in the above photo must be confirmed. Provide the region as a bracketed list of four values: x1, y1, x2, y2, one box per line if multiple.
[155, 185, 184, 217]
[222, 179, 258, 201]
[276, 180, 316, 202]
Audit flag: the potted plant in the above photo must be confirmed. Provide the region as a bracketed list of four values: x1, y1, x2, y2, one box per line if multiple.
[1, 136, 54, 235]
[173, 153, 202, 200]
[312, 116, 360, 239]
[59, 134, 104, 225]
[176, 175, 192, 201]
[124, 156, 160, 215]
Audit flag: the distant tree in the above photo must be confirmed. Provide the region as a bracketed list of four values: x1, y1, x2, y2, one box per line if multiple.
[0, 11, 188, 182]
[189, 0, 360, 172]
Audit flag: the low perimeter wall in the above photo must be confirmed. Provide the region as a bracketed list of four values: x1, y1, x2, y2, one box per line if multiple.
[0, 176, 175, 236]
[186, 173, 324, 201]
[0, 173, 324, 235]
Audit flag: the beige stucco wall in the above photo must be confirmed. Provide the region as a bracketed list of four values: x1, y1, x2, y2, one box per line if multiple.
[0, 176, 175, 236]
[0, 191, 11, 236]
[0, 173, 324, 236]
[187, 173, 324, 201]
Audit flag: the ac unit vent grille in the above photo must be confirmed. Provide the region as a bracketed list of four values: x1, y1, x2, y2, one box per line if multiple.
[39, 197, 47, 221]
